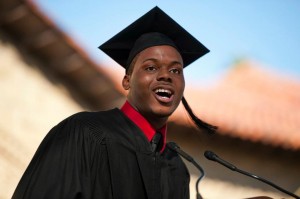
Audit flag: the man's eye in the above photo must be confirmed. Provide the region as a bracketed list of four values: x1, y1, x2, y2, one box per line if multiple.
[170, 68, 181, 74]
[145, 66, 157, 71]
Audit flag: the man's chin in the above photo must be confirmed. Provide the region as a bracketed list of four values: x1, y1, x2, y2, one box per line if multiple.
[152, 107, 176, 118]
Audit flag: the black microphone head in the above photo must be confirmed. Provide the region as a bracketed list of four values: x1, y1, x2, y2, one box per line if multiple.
[166, 142, 180, 151]
[204, 150, 217, 161]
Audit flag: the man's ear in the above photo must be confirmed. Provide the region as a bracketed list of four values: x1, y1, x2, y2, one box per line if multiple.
[122, 74, 130, 90]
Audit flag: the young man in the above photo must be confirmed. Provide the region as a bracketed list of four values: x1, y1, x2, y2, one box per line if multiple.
[12, 7, 215, 199]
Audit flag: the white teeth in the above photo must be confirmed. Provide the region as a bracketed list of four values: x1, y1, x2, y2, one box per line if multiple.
[155, 89, 171, 94]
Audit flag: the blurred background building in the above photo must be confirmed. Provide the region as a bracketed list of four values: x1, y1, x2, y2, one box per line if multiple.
[1, 0, 300, 198]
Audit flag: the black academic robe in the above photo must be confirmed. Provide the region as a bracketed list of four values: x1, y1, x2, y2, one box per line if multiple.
[12, 109, 190, 199]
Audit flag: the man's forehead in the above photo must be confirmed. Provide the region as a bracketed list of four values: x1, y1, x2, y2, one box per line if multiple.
[137, 45, 183, 64]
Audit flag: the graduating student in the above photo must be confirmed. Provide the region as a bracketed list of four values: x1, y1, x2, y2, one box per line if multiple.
[12, 7, 216, 199]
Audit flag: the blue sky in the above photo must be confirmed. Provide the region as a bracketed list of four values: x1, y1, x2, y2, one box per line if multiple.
[34, 0, 300, 85]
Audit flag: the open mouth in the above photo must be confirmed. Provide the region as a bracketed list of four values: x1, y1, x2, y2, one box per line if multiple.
[154, 88, 174, 103]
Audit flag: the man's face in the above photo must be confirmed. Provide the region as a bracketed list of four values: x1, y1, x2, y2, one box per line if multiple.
[122, 45, 185, 121]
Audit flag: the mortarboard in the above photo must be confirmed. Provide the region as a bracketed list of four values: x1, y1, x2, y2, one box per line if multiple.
[99, 6, 217, 134]
[99, 6, 209, 70]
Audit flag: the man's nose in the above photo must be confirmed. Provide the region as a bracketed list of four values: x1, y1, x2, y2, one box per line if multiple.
[156, 68, 172, 82]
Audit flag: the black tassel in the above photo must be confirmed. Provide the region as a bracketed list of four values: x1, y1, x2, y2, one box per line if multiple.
[181, 96, 217, 134]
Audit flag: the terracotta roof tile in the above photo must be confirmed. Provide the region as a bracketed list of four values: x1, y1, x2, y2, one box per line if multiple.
[171, 61, 300, 150]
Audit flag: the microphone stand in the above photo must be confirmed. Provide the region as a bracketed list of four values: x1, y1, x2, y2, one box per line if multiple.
[167, 142, 205, 199]
[204, 150, 300, 199]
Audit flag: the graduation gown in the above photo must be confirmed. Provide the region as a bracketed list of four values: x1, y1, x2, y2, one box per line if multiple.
[12, 109, 190, 199]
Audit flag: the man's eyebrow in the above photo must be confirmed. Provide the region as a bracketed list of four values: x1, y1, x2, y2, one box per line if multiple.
[142, 58, 158, 63]
[142, 58, 183, 66]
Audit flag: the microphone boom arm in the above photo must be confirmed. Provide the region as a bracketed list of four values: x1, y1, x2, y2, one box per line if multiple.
[167, 142, 205, 199]
[204, 150, 300, 199]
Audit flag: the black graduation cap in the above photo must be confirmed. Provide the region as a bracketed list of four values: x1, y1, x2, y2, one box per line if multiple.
[99, 6, 209, 70]
[99, 6, 217, 134]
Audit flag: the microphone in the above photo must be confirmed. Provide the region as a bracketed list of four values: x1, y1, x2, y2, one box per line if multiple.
[167, 142, 205, 199]
[204, 150, 300, 199]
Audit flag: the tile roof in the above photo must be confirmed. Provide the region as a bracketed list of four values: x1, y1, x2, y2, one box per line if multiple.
[171, 61, 300, 150]
[0, 0, 125, 110]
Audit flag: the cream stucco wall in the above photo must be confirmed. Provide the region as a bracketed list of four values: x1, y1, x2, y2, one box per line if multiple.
[0, 35, 82, 199]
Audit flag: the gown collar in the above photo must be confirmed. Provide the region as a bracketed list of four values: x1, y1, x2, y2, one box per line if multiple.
[121, 101, 167, 151]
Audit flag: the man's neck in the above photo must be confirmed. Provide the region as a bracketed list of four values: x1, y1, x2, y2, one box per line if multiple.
[143, 114, 168, 130]
[120, 101, 167, 147]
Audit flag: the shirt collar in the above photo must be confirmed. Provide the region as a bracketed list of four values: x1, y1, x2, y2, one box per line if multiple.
[121, 101, 167, 151]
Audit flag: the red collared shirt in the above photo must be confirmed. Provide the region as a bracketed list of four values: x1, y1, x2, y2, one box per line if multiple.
[121, 101, 167, 151]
